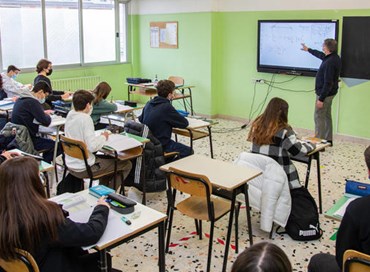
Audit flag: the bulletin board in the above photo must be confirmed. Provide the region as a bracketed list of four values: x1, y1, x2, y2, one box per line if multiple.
[150, 21, 178, 49]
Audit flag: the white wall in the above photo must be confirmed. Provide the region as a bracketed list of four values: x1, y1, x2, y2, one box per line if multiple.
[130, 0, 370, 14]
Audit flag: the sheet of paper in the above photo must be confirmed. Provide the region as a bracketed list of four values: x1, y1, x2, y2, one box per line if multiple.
[103, 134, 142, 151]
[334, 197, 356, 217]
[150, 27, 159, 48]
[166, 22, 177, 45]
[186, 117, 210, 129]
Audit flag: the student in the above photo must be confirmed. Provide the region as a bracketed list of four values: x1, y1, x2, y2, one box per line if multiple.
[91, 81, 117, 129]
[301, 39, 341, 145]
[308, 146, 370, 272]
[248, 97, 315, 189]
[139, 79, 192, 159]
[34, 59, 70, 109]
[0, 65, 32, 98]
[0, 156, 115, 272]
[11, 81, 59, 163]
[64, 90, 132, 188]
[231, 241, 292, 272]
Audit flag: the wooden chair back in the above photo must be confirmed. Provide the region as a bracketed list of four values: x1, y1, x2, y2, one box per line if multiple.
[168, 167, 212, 197]
[168, 76, 184, 86]
[60, 135, 89, 160]
[343, 249, 370, 272]
[0, 249, 39, 272]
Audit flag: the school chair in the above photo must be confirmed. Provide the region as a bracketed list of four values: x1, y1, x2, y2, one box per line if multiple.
[165, 167, 240, 272]
[343, 249, 370, 272]
[0, 249, 39, 272]
[60, 135, 122, 189]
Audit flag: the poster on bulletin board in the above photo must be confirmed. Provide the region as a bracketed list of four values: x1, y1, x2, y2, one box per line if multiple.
[150, 21, 178, 49]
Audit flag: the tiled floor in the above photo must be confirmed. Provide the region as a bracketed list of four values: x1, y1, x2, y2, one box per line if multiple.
[99, 119, 369, 272]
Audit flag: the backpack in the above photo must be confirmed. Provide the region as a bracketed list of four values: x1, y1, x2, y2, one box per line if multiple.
[277, 187, 322, 241]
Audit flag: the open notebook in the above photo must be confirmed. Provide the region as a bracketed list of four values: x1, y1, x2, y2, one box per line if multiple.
[102, 133, 142, 152]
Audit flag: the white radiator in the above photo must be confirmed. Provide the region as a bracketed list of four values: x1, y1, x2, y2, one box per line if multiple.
[52, 76, 101, 92]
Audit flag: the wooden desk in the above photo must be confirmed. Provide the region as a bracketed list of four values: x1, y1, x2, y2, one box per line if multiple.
[292, 141, 331, 214]
[126, 83, 195, 115]
[173, 118, 215, 158]
[52, 190, 167, 272]
[160, 154, 262, 272]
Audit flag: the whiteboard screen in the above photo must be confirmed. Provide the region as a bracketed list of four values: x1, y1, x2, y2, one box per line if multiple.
[257, 20, 338, 76]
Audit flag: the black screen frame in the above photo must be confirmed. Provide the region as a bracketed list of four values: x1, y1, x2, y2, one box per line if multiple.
[257, 19, 339, 77]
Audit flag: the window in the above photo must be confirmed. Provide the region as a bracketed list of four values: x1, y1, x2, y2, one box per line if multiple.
[0, 0, 44, 69]
[0, 0, 128, 70]
[82, 0, 116, 63]
[45, 0, 80, 65]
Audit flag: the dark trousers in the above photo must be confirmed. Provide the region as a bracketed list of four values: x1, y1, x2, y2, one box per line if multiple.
[164, 139, 193, 159]
[308, 253, 340, 272]
[33, 137, 61, 163]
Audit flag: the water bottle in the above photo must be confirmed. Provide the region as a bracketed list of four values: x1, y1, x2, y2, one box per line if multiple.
[154, 74, 158, 83]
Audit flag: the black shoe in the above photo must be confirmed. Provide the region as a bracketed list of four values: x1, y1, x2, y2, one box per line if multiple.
[327, 140, 333, 147]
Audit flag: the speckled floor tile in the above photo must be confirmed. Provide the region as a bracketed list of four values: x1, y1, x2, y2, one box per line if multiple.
[107, 119, 369, 272]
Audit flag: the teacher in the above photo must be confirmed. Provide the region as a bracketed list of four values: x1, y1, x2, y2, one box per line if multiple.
[301, 39, 341, 146]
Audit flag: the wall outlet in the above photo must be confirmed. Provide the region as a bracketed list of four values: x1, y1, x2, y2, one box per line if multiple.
[251, 78, 265, 84]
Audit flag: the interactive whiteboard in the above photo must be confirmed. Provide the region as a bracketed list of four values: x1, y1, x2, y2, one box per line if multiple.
[257, 20, 338, 76]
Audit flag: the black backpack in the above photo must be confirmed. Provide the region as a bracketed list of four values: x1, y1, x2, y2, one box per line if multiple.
[277, 187, 322, 241]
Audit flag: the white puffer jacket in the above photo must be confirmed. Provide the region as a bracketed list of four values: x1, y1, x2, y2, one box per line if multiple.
[234, 152, 291, 232]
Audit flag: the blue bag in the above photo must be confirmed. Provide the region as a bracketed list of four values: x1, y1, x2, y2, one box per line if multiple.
[345, 179, 370, 197]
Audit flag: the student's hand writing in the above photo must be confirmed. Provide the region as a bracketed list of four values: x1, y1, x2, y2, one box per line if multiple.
[101, 131, 110, 140]
[301, 43, 309, 51]
[97, 197, 110, 208]
[44, 110, 54, 115]
[1, 151, 19, 160]
[61, 92, 71, 100]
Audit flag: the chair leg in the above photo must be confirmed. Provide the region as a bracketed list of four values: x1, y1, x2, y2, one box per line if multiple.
[207, 221, 215, 272]
[119, 171, 125, 195]
[235, 202, 241, 254]
[165, 207, 175, 253]
[194, 219, 200, 236]
[199, 220, 203, 240]
[269, 223, 275, 239]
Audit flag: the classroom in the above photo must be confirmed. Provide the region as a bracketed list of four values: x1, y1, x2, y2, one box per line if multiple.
[0, 0, 370, 271]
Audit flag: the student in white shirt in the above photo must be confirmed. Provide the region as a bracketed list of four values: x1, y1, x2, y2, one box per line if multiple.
[64, 90, 132, 189]
[0, 65, 32, 98]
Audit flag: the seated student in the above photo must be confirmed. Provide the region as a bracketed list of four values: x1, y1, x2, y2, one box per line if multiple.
[91, 81, 117, 129]
[248, 97, 315, 189]
[0, 156, 117, 272]
[139, 79, 192, 159]
[0, 65, 32, 98]
[11, 81, 59, 163]
[308, 145, 370, 272]
[34, 59, 70, 109]
[231, 241, 292, 272]
[64, 90, 132, 188]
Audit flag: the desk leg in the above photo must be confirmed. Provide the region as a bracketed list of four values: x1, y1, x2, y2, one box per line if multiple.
[207, 126, 214, 159]
[128, 85, 132, 101]
[304, 156, 313, 188]
[181, 89, 188, 113]
[316, 153, 323, 214]
[222, 190, 236, 272]
[52, 126, 60, 187]
[243, 184, 253, 245]
[188, 87, 193, 116]
[99, 249, 108, 272]
[158, 221, 166, 272]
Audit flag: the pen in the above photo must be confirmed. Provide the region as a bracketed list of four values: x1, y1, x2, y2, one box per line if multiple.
[121, 216, 131, 225]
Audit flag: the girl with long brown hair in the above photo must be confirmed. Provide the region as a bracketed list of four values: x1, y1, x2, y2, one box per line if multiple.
[0, 157, 112, 272]
[91, 81, 117, 129]
[248, 97, 315, 189]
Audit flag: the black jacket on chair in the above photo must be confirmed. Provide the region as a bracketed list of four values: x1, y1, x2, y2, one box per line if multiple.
[33, 205, 109, 272]
[123, 120, 167, 192]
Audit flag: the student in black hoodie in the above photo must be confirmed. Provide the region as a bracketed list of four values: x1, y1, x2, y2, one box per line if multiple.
[11, 81, 60, 163]
[139, 80, 192, 159]
[308, 146, 370, 272]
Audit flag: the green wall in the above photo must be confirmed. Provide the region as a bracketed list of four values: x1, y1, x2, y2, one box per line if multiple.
[17, 64, 133, 101]
[132, 9, 370, 139]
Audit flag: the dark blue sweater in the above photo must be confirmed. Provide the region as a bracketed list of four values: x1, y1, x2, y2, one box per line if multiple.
[139, 96, 188, 146]
[308, 49, 341, 102]
[11, 97, 51, 138]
